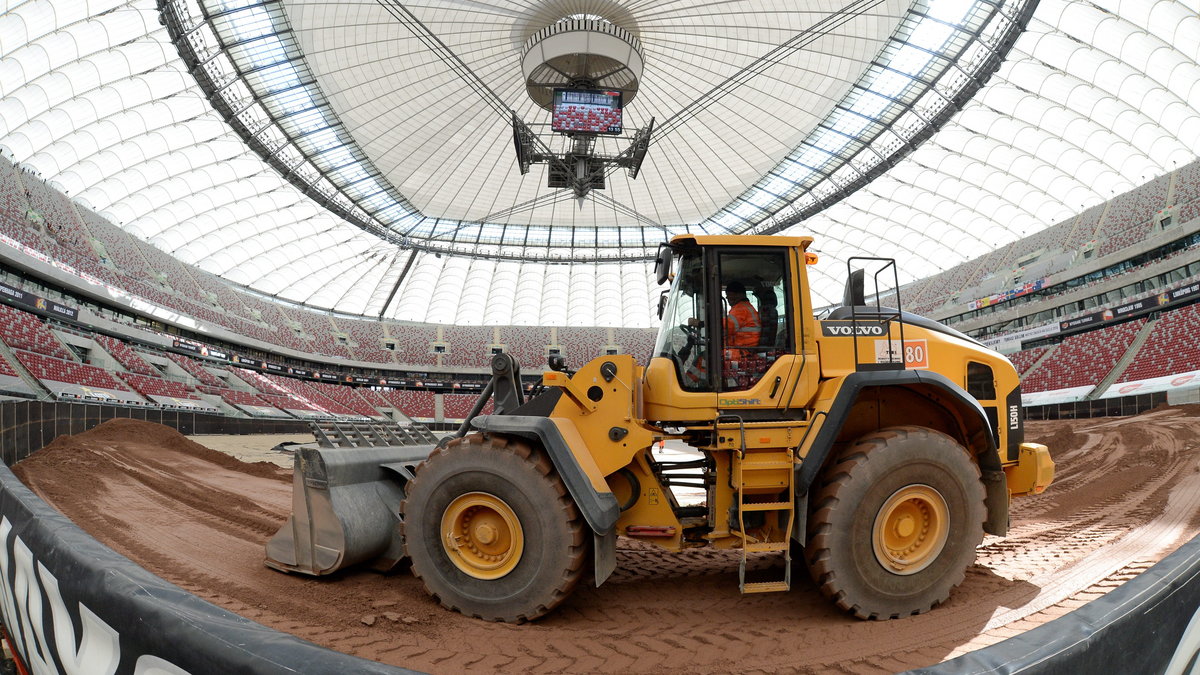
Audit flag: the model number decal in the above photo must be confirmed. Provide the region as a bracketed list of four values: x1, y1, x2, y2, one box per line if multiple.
[873, 339, 929, 368]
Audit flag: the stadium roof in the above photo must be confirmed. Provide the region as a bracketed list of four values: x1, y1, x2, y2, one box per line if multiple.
[1, 0, 1198, 327]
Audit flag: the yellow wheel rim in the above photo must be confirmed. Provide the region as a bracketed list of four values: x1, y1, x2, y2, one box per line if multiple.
[872, 485, 949, 575]
[440, 492, 524, 579]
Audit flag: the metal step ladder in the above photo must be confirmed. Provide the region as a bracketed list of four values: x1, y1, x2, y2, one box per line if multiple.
[728, 418, 795, 594]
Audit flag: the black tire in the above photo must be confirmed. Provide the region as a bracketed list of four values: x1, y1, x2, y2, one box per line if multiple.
[805, 426, 985, 620]
[400, 433, 589, 622]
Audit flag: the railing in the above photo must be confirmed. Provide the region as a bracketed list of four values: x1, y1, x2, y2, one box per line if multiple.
[0, 400, 309, 466]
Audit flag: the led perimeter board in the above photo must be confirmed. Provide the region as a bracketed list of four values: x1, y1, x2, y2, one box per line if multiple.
[551, 88, 623, 135]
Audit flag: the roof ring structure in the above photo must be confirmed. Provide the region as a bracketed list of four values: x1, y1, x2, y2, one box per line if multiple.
[521, 17, 645, 109]
[158, 0, 1036, 265]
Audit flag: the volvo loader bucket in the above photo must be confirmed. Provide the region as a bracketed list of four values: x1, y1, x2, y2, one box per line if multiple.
[264, 443, 435, 575]
[266, 356, 529, 577]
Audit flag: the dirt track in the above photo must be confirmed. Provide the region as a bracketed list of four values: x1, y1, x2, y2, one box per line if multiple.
[13, 408, 1200, 674]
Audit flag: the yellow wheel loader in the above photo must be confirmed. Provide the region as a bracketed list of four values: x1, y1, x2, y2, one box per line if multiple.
[265, 234, 1054, 623]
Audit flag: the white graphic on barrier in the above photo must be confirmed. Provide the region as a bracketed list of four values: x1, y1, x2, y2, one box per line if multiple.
[0, 517, 191, 674]
[134, 655, 192, 674]
[1166, 604, 1200, 675]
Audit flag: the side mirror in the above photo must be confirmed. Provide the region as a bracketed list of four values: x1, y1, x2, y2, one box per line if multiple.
[654, 244, 672, 286]
[657, 290, 668, 319]
[843, 268, 865, 307]
[548, 353, 567, 372]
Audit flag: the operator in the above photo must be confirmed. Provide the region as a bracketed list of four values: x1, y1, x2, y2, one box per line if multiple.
[679, 281, 760, 387]
[723, 281, 760, 362]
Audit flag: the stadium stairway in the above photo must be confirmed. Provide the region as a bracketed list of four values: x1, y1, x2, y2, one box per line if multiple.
[1087, 318, 1161, 399]
[46, 328, 82, 362]
[88, 338, 127, 375]
[1020, 344, 1060, 385]
[199, 391, 249, 418]
[0, 340, 53, 400]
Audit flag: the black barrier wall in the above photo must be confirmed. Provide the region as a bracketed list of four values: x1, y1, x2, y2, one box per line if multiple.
[1024, 391, 1167, 421]
[0, 464, 418, 674]
[0, 400, 310, 466]
[911, 532, 1200, 674]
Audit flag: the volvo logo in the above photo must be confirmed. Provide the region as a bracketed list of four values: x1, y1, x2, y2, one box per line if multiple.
[820, 321, 888, 337]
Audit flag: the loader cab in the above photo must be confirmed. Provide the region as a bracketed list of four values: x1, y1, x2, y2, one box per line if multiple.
[650, 237, 808, 416]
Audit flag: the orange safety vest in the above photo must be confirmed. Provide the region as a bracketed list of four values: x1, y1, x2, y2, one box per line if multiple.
[724, 299, 760, 360]
[684, 354, 707, 386]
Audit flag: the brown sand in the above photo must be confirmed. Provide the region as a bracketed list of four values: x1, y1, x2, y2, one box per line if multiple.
[188, 433, 314, 468]
[12, 409, 1200, 674]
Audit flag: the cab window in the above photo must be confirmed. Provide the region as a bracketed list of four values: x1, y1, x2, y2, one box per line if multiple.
[653, 251, 711, 391]
[717, 250, 791, 391]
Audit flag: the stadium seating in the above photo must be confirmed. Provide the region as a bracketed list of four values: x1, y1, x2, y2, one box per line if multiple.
[498, 326, 553, 369]
[118, 372, 200, 400]
[279, 379, 360, 417]
[557, 327, 607, 366]
[441, 393, 477, 419]
[0, 355, 19, 378]
[381, 389, 435, 419]
[387, 323, 440, 366]
[166, 352, 228, 387]
[1021, 318, 1146, 393]
[0, 305, 75, 359]
[230, 368, 325, 412]
[0, 158, 40, 249]
[1118, 303, 1200, 383]
[334, 317, 395, 364]
[440, 326, 493, 368]
[1007, 346, 1048, 376]
[357, 387, 392, 409]
[85, 213, 194, 297]
[21, 177, 100, 264]
[612, 327, 657, 361]
[15, 350, 130, 391]
[306, 381, 380, 417]
[196, 385, 267, 407]
[292, 310, 352, 358]
[95, 335, 160, 376]
[1096, 175, 1169, 258]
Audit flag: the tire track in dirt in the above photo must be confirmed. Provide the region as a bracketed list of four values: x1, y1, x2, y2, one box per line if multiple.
[12, 410, 1200, 674]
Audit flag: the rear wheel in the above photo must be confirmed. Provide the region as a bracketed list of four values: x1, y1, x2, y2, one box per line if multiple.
[401, 433, 588, 622]
[805, 426, 985, 619]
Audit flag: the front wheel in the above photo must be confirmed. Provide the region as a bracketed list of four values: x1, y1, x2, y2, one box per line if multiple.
[401, 433, 589, 622]
[805, 426, 986, 619]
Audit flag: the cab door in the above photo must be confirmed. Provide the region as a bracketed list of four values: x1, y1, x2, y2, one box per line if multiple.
[711, 247, 810, 414]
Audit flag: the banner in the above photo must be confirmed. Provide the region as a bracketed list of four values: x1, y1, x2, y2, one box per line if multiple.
[230, 355, 262, 369]
[0, 280, 78, 320]
[171, 339, 227, 361]
[983, 322, 1060, 349]
[1061, 280, 1200, 332]
[968, 277, 1047, 311]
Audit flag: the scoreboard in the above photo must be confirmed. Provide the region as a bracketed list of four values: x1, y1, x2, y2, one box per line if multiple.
[551, 88, 623, 135]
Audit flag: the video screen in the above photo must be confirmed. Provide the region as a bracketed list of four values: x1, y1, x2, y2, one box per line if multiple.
[551, 88, 623, 135]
